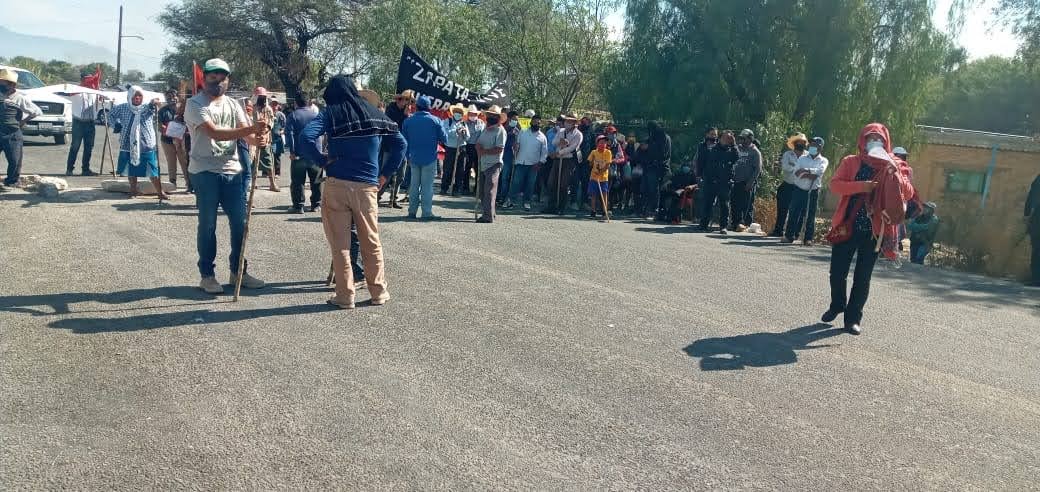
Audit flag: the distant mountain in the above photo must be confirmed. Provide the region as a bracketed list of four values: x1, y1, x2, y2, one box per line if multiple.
[0, 25, 158, 73]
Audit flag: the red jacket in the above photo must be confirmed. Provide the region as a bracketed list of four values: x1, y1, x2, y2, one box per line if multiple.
[828, 123, 915, 257]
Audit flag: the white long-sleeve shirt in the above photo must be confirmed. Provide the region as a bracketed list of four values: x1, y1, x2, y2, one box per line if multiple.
[3, 91, 42, 121]
[792, 154, 828, 191]
[552, 127, 583, 159]
[780, 149, 805, 185]
[515, 128, 548, 166]
[70, 93, 101, 121]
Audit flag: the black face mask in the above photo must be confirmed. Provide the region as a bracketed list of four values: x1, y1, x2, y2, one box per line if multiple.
[530, 124, 540, 132]
[204, 79, 228, 97]
[487, 117, 499, 126]
[794, 143, 807, 151]
[706, 137, 717, 144]
[0, 84, 12, 95]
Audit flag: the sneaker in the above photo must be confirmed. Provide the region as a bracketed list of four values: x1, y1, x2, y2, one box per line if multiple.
[354, 277, 367, 289]
[421, 215, 441, 221]
[502, 200, 514, 209]
[735, 224, 748, 232]
[309, 205, 321, 213]
[391, 201, 403, 209]
[718, 229, 728, 235]
[803, 240, 815, 247]
[199, 276, 223, 294]
[523, 203, 532, 211]
[407, 213, 417, 220]
[288, 206, 304, 214]
[230, 271, 266, 289]
[781, 237, 796, 244]
[81, 169, 97, 177]
[327, 297, 355, 310]
[370, 296, 389, 306]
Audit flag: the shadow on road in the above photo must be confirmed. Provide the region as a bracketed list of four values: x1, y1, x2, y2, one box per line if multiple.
[0, 281, 327, 317]
[48, 303, 337, 334]
[683, 323, 844, 371]
[0, 189, 123, 208]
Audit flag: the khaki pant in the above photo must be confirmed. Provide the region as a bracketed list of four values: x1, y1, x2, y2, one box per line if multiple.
[321, 177, 388, 304]
[160, 140, 189, 187]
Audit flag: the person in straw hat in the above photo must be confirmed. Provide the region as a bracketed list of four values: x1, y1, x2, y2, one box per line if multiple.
[461, 104, 485, 195]
[440, 103, 470, 195]
[0, 68, 41, 189]
[544, 112, 583, 214]
[772, 131, 808, 236]
[474, 105, 506, 223]
[380, 90, 414, 208]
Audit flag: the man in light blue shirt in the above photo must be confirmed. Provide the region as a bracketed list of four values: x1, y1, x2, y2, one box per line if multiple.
[401, 96, 448, 220]
[440, 104, 469, 195]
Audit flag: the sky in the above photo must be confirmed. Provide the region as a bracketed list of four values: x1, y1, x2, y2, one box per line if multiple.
[2, 0, 1024, 76]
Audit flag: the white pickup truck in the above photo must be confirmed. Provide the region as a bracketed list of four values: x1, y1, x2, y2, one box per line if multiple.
[0, 64, 73, 144]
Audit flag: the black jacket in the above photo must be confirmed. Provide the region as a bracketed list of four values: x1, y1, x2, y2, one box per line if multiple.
[702, 144, 739, 183]
[1027, 174, 1040, 234]
[693, 141, 715, 179]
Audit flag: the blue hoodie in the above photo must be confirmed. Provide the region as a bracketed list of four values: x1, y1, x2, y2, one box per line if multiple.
[299, 111, 407, 186]
[402, 110, 448, 166]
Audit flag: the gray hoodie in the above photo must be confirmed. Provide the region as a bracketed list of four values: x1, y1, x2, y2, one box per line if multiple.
[733, 144, 762, 184]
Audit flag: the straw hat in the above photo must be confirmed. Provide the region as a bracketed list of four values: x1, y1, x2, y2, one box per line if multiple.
[449, 103, 466, 114]
[482, 104, 503, 115]
[394, 90, 416, 102]
[786, 132, 808, 150]
[560, 112, 578, 122]
[0, 69, 17, 84]
[465, 104, 480, 114]
[358, 89, 381, 107]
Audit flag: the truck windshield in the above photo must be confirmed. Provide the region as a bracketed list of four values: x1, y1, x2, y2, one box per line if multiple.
[16, 70, 45, 89]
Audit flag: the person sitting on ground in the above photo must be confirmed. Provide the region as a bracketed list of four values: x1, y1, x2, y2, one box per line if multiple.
[587, 135, 612, 218]
[666, 163, 698, 224]
[111, 85, 169, 199]
[907, 202, 940, 265]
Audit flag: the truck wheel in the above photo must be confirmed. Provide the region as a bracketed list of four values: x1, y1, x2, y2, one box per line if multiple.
[55, 134, 67, 145]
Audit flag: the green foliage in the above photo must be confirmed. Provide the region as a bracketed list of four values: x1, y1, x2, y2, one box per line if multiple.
[925, 56, 1040, 135]
[0, 56, 122, 87]
[605, 0, 958, 172]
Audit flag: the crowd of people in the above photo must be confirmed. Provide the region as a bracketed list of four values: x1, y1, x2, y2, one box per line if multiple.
[2, 60, 1039, 328]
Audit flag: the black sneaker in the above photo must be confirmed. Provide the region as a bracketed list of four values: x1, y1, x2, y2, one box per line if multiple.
[288, 206, 304, 214]
[309, 205, 321, 213]
[81, 169, 97, 177]
[821, 309, 842, 323]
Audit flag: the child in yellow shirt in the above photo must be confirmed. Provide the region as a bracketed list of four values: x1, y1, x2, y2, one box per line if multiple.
[588, 135, 612, 218]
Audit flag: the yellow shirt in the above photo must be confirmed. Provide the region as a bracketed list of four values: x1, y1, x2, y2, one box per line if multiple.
[589, 148, 612, 182]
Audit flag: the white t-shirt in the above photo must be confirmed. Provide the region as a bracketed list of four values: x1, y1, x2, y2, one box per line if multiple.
[184, 93, 247, 174]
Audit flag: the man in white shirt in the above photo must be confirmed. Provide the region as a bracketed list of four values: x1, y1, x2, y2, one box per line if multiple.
[504, 113, 548, 211]
[66, 71, 101, 176]
[771, 133, 807, 236]
[544, 113, 583, 214]
[783, 136, 828, 245]
[183, 58, 268, 294]
[1, 69, 42, 188]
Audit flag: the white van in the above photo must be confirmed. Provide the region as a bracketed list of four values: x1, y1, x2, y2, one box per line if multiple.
[0, 64, 73, 144]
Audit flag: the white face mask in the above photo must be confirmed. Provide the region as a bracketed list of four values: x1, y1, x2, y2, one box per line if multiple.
[468, 116, 478, 122]
[865, 140, 884, 152]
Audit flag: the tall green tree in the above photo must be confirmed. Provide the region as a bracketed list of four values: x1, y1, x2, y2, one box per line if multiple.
[925, 56, 1039, 135]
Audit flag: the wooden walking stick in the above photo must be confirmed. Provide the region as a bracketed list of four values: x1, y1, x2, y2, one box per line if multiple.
[473, 163, 481, 219]
[554, 155, 563, 213]
[234, 143, 262, 302]
[599, 184, 611, 223]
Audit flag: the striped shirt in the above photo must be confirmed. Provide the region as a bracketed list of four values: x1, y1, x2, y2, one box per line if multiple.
[110, 103, 159, 153]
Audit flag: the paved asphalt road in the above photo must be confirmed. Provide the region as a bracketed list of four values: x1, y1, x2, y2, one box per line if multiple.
[2, 133, 1039, 489]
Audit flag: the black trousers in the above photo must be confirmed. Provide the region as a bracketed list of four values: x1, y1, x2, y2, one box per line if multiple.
[0, 130, 23, 186]
[462, 144, 478, 194]
[772, 182, 795, 235]
[829, 229, 879, 325]
[67, 119, 96, 171]
[786, 187, 820, 241]
[699, 180, 732, 229]
[730, 181, 753, 228]
[290, 157, 322, 208]
[546, 157, 577, 212]
[441, 146, 463, 194]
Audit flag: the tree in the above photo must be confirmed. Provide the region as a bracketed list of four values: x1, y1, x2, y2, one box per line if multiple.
[160, 39, 283, 92]
[123, 69, 146, 83]
[924, 56, 1039, 135]
[158, 0, 372, 100]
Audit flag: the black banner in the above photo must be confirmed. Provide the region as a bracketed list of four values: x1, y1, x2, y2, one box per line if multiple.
[396, 45, 509, 111]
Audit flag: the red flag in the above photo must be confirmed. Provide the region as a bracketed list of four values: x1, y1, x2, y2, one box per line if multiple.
[81, 66, 101, 90]
[193, 61, 204, 95]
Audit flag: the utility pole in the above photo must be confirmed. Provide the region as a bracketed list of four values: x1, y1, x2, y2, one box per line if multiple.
[116, 5, 123, 86]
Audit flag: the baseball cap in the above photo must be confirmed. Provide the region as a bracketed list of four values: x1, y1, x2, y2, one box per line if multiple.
[892, 146, 908, 155]
[202, 58, 231, 74]
[739, 129, 755, 139]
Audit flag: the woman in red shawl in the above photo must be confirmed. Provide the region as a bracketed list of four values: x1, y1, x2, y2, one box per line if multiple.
[823, 123, 915, 335]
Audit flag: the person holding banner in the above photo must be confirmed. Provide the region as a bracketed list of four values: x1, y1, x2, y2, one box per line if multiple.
[299, 75, 406, 309]
[440, 104, 470, 196]
[544, 113, 583, 215]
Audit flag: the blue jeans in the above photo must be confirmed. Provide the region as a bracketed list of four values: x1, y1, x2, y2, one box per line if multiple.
[910, 242, 931, 264]
[192, 171, 247, 277]
[407, 162, 437, 217]
[509, 164, 538, 204]
[1, 130, 24, 185]
[785, 187, 820, 241]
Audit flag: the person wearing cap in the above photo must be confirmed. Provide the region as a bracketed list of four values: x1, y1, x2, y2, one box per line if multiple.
[497, 110, 523, 203]
[892, 146, 909, 162]
[401, 95, 448, 220]
[475, 105, 507, 223]
[110, 85, 166, 199]
[380, 90, 414, 208]
[504, 113, 547, 211]
[730, 129, 762, 232]
[604, 125, 628, 213]
[249, 87, 280, 193]
[0, 69, 41, 188]
[440, 103, 470, 195]
[772, 132, 809, 237]
[462, 104, 485, 195]
[65, 70, 102, 176]
[183, 58, 269, 294]
[285, 93, 323, 213]
[158, 88, 191, 191]
[587, 134, 612, 218]
[784, 136, 829, 245]
[907, 202, 940, 264]
[639, 120, 672, 220]
[545, 113, 583, 214]
[1026, 174, 1040, 287]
